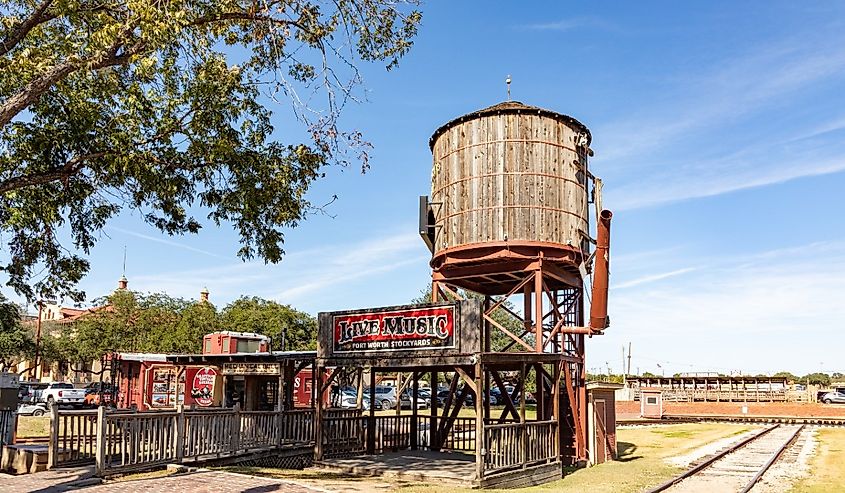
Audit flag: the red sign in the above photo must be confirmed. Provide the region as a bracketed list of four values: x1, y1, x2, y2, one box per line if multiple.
[333, 306, 456, 353]
[191, 367, 217, 406]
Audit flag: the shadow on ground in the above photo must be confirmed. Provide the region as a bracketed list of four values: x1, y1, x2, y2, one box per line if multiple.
[617, 441, 642, 462]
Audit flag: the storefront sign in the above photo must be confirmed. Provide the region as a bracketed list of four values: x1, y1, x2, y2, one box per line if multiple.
[332, 305, 456, 353]
[191, 367, 217, 406]
[222, 362, 281, 376]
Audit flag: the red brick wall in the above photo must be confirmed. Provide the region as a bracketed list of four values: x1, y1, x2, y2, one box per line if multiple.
[616, 400, 845, 418]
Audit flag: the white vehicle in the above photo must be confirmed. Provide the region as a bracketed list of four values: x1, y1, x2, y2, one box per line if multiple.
[17, 402, 48, 416]
[37, 382, 86, 408]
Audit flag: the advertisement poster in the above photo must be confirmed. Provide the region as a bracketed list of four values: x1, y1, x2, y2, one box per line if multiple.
[191, 367, 217, 407]
[332, 305, 455, 353]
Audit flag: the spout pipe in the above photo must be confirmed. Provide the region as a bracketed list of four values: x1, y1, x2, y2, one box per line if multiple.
[589, 210, 612, 330]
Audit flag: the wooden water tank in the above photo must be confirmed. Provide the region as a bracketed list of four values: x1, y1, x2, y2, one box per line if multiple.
[429, 101, 592, 262]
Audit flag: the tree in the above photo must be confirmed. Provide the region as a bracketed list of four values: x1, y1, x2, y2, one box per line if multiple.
[802, 372, 831, 387]
[0, 0, 422, 302]
[0, 290, 33, 369]
[773, 371, 799, 383]
[221, 296, 316, 350]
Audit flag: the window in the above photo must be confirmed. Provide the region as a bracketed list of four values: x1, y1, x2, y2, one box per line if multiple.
[646, 396, 657, 405]
[236, 339, 260, 353]
[204, 339, 211, 354]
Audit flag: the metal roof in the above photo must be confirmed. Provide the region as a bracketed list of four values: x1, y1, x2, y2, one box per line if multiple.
[166, 350, 316, 364]
[429, 100, 592, 150]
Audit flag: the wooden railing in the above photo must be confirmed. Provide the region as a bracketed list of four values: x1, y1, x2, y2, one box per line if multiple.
[440, 416, 475, 452]
[48, 408, 100, 467]
[322, 409, 365, 457]
[55, 406, 319, 475]
[484, 420, 557, 474]
[280, 409, 315, 444]
[372, 415, 412, 453]
[99, 410, 179, 471]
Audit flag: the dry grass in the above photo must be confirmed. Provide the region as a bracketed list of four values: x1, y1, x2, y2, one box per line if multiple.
[225, 423, 749, 493]
[16, 415, 50, 438]
[789, 428, 845, 493]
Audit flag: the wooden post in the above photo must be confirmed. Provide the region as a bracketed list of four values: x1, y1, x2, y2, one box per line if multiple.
[175, 404, 185, 462]
[395, 372, 403, 417]
[475, 360, 484, 480]
[314, 366, 324, 460]
[48, 405, 59, 469]
[411, 372, 419, 450]
[367, 369, 376, 454]
[231, 402, 241, 454]
[430, 371, 438, 450]
[520, 363, 527, 469]
[356, 367, 364, 408]
[94, 406, 106, 475]
[553, 362, 561, 462]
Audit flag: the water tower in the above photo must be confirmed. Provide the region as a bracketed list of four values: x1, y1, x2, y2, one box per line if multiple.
[420, 101, 612, 461]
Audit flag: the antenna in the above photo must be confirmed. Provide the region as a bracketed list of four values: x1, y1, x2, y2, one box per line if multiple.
[122, 246, 127, 275]
[506, 75, 512, 100]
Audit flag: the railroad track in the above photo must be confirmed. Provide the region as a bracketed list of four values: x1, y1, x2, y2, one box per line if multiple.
[619, 414, 845, 427]
[645, 424, 805, 493]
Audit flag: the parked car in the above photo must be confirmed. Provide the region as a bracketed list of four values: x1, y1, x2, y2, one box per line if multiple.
[339, 393, 382, 410]
[369, 386, 398, 410]
[18, 381, 47, 404]
[436, 389, 475, 407]
[399, 389, 430, 409]
[83, 382, 117, 408]
[17, 402, 48, 416]
[38, 382, 86, 408]
[821, 391, 845, 404]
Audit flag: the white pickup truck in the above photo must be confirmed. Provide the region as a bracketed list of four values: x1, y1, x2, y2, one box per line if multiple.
[36, 382, 86, 408]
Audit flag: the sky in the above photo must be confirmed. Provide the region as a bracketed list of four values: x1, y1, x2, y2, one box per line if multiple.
[13, 1, 845, 376]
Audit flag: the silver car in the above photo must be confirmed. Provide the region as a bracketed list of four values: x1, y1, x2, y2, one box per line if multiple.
[821, 391, 845, 404]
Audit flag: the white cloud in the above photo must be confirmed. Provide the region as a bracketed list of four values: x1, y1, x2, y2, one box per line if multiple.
[517, 17, 611, 32]
[128, 231, 429, 311]
[612, 267, 698, 290]
[592, 240, 845, 375]
[592, 32, 845, 210]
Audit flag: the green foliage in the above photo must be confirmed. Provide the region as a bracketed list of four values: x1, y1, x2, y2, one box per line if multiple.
[0, 0, 422, 302]
[803, 372, 831, 387]
[0, 290, 32, 367]
[45, 291, 317, 366]
[773, 371, 799, 382]
[221, 296, 316, 350]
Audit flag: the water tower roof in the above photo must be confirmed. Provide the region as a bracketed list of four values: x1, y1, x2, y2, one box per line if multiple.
[429, 100, 591, 150]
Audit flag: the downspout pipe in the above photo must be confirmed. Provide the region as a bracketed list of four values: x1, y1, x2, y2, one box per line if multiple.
[589, 210, 612, 330]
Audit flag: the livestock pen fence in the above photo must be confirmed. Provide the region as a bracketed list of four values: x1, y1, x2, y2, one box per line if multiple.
[48, 406, 315, 475]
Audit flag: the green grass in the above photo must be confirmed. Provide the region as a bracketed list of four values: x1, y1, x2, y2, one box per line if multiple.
[16, 415, 50, 438]
[224, 423, 750, 493]
[789, 428, 845, 493]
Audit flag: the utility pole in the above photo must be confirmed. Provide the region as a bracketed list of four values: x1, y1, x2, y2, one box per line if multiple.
[622, 346, 627, 385]
[627, 342, 632, 377]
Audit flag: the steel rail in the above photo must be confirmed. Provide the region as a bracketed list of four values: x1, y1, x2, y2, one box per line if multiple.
[738, 424, 805, 493]
[643, 424, 781, 493]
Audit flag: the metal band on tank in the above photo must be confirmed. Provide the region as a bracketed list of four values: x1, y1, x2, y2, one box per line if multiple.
[433, 139, 581, 162]
[436, 204, 587, 222]
[432, 172, 587, 197]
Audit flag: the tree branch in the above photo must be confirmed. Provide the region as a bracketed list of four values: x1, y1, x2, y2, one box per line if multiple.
[0, 26, 144, 128]
[0, 151, 107, 194]
[0, 0, 57, 57]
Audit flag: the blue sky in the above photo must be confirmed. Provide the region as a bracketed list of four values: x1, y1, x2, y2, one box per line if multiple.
[23, 2, 845, 376]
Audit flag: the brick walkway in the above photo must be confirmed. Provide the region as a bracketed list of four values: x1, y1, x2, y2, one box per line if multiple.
[1, 469, 330, 493]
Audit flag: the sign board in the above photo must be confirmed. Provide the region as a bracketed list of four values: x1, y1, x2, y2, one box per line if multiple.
[190, 367, 217, 407]
[332, 305, 456, 354]
[222, 362, 281, 376]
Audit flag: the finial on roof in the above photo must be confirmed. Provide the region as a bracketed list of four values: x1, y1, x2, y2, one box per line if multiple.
[506, 75, 512, 101]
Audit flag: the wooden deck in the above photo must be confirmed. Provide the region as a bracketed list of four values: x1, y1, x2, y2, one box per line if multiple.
[314, 449, 477, 487]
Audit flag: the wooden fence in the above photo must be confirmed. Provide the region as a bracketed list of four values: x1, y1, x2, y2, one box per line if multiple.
[484, 420, 558, 474]
[46, 406, 315, 474]
[48, 408, 100, 466]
